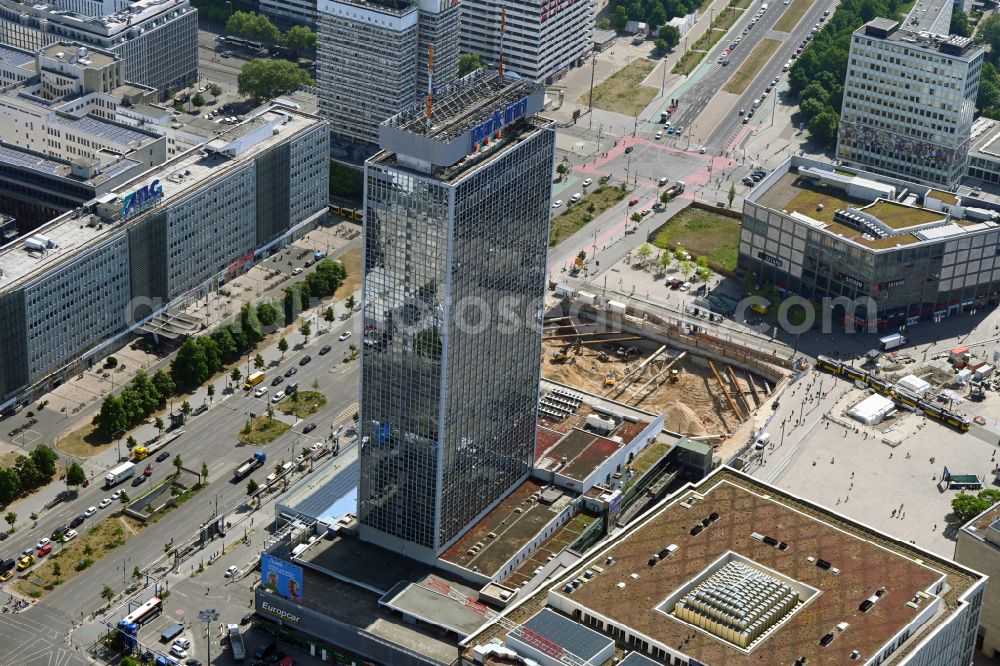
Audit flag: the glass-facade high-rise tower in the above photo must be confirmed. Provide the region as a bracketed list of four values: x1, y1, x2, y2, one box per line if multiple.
[359, 71, 554, 559]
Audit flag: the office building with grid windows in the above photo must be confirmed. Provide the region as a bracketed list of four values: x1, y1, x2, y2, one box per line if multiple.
[0, 107, 328, 409]
[460, 0, 594, 82]
[0, 0, 197, 97]
[836, 18, 983, 190]
[316, 0, 459, 151]
[359, 71, 554, 560]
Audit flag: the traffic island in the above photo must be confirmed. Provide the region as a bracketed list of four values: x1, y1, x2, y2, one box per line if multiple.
[123, 467, 201, 522]
[237, 416, 291, 446]
[550, 184, 627, 246]
[277, 390, 327, 418]
[12, 473, 204, 599]
[12, 516, 138, 598]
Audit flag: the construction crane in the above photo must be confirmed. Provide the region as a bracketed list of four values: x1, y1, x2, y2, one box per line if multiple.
[424, 576, 591, 666]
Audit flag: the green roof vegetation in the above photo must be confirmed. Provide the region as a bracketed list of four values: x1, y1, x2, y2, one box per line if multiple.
[927, 189, 959, 206]
[862, 201, 943, 229]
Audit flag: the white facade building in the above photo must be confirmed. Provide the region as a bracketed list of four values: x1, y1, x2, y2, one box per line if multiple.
[0, 0, 198, 96]
[316, 0, 459, 149]
[259, 0, 318, 26]
[0, 107, 330, 408]
[46, 0, 132, 18]
[836, 18, 984, 189]
[460, 0, 594, 82]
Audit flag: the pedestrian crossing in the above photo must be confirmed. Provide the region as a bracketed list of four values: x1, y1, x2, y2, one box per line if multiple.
[332, 401, 359, 426]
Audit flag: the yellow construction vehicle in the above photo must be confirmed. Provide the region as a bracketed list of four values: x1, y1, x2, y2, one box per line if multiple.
[669, 369, 680, 383]
[604, 371, 616, 387]
[551, 346, 570, 363]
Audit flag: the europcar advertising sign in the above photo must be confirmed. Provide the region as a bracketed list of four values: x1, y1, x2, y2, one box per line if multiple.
[262, 553, 304, 602]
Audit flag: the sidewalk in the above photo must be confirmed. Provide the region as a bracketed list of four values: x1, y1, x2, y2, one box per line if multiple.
[0, 228, 362, 534]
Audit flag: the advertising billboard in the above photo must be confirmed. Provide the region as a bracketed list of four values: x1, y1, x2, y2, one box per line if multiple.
[262, 553, 304, 602]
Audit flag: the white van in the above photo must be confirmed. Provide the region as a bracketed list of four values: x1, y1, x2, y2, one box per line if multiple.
[754, 432, 772, 450]
[782, 61, 791, 71]
[752, 98, 761, 109]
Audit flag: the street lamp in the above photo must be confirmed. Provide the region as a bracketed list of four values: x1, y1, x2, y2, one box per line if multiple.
[198, 608, 219, 666]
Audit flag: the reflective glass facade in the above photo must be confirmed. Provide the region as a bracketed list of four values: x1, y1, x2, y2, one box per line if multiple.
[360, 123, 555, 555]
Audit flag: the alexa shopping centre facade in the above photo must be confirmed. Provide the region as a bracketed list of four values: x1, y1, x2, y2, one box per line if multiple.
[739, 157, 1000, 332]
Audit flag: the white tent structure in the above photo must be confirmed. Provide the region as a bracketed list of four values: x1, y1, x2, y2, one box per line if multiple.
[896, 374, 932, 397]
[848, 394, 895, 425]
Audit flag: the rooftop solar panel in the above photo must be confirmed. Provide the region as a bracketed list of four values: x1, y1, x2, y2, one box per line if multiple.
[55, 115, 150, 147]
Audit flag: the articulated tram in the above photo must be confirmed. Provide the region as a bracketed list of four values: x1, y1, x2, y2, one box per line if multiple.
[329, 205, 363, 221]
[816, 355, 970, 431]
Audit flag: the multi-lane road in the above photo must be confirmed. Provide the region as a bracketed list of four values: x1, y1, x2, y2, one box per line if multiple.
[0, 300, 361, 666]
[655, 0, 836, 152]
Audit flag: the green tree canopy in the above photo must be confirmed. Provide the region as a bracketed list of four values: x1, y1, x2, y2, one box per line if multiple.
[658, 24, 680, 49]
[95, 394, 128, 438]
[284, 24, 317, 53]
[457, 53, 485, 77]
[211, 326, 238, 361]
[131, 370, 161, 415]
[950, 9, 970, 37]
[952, 492, 991, 524]
[30, 445, 58, 479]
[171, 338, 209, 387]
[977, 13, 1000, 52]
[238, 59, 314, 102]
[799, 97, 826, 121]
[240, 303, 264, 345]
[257, 301, 278, 327]
[226, 11, 281, 43]
[808, 110, 840, 146]
[196, 336, 222, 374]
[66, 462, 86, 488]
[0, 471, 19, 505]
[612, 5, 628, 30]
[151, 369, 175, 402]
[13, 456, 42, 489]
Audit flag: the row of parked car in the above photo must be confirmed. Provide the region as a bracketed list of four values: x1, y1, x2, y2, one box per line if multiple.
[742, 167, 770, 187]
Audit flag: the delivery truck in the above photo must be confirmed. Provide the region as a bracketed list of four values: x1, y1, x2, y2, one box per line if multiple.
[105, 462, 136, 488]
[233, 451, 266, 480]
[879, 333, 906, 351]
[244, 371, 265, 390]
[227, 624, 246, 661]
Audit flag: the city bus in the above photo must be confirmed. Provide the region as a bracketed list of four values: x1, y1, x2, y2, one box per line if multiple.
[122, 596, 162, 627]
[217, 36, 264, 54]
[244, 371, 266, 390]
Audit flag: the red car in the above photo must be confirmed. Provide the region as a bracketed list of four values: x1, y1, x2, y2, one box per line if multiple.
[144, 464, 153, 476]
[37, 544, 52, 557]
[628, 198, 638, 206]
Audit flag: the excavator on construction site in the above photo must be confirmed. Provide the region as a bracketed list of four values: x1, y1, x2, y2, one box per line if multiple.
[604, 370, 616, 387]
[551, 345, 572, 363]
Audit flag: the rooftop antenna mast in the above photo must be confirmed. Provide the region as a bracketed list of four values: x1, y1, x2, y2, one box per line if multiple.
[498, 5, 506, 75]
[425, 43, 434, 131]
